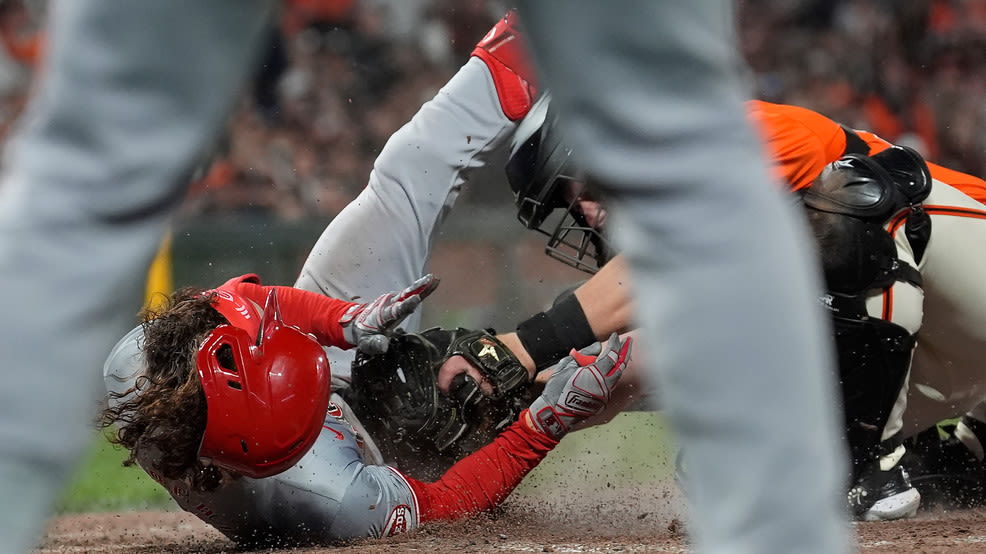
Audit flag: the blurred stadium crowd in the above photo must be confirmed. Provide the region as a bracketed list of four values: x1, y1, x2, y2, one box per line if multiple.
[0, 0, 984, 221]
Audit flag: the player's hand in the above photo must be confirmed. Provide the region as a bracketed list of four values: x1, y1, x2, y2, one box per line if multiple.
[438, 355, 495, 396]
[340, 274, 439, 355]
[525, 333, 631, 440]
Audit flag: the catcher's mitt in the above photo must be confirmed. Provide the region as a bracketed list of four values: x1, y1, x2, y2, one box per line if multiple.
[421, 327, 531, 401]
[346, 327, 535, 480]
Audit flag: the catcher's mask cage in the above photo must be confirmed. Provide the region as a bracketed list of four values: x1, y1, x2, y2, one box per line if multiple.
[505, 93, 615, 274]
[196, 289, 331, 479]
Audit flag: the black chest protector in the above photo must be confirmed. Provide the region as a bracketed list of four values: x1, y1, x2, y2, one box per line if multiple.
[799, 145, 932, 481]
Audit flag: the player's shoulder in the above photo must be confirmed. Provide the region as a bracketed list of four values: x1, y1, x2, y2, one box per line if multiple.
[746, 100, 846, 191]
[747, 100, 842, 139]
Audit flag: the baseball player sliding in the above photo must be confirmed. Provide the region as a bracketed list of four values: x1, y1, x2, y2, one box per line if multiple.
[101, 271, 631, 545]
[100, 7, 986, 535]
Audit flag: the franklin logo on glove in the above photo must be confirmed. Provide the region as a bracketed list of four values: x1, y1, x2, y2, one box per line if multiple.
[525, 333, 632, 440]
[565, 391, 603, 413]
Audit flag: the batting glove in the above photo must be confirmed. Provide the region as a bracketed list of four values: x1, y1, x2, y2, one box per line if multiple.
[340, 274, 440, 355]
[526, 332, 631, 440]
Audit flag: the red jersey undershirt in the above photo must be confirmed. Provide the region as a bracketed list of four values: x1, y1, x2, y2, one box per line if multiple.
[216, 273, 356, 348]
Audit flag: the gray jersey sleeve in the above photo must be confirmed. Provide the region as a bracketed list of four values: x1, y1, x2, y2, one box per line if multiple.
[293, 56, 520, 378]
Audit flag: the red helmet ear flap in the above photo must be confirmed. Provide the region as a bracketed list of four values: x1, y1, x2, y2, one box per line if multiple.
[196, 324, 260, 473]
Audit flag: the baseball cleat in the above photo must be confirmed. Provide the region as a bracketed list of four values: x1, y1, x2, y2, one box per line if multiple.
[848, 464, 921, 521]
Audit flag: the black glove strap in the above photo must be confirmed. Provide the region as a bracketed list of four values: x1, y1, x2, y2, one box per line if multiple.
[516, 292, 596, 372]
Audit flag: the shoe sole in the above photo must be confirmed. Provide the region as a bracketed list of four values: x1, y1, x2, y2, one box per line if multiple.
[860, 487, 921, 521]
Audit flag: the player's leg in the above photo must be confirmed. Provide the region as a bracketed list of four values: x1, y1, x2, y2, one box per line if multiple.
[903, 182, 986, 434]
[516, 1, 851, 552]
[839, 217, 924, 520]
[899, 181, 986, 507]
[293, 56, 518, 375]
[0, 2, 271, 551]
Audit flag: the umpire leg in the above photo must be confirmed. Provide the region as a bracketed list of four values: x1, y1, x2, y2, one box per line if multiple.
[0, 2, 271, 551]
[516, 1, 851, 552]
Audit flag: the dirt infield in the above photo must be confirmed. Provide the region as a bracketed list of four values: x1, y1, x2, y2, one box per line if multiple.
[36, 504, 986, 553]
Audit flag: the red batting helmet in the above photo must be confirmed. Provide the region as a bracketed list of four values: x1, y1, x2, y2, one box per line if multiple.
[196, 289, 331, 478]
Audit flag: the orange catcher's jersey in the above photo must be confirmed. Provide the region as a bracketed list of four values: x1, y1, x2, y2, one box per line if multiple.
[748, 99, 986, 203]
[746, 100, 848, 193]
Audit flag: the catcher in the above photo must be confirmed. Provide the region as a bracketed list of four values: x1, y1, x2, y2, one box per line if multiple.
[327, 50, 986, 522]
[101, 272, 632, 545]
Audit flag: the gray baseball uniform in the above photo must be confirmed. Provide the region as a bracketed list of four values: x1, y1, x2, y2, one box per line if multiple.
[89, 14, 555, 543]
[103, 326, 417, 544]
[0, 2, 274, 552]
[294, 55, 520, 377]
[515, 1, 852, 553]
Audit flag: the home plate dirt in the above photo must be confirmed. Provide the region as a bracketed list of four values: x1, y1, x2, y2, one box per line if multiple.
[35, 501, 986, 553]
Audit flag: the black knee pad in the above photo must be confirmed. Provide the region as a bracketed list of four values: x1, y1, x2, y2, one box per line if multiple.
[833, 315, 914, 477]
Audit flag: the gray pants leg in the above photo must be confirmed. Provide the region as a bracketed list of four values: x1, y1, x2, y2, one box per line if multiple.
[0, 2, 271, 551]
[293, 57, 517, 376]
[516, 1, 852, 552]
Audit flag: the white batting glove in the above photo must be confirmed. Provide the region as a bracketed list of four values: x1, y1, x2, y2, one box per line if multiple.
[527, 333, 631, 440]
[340, 274, 440, 355]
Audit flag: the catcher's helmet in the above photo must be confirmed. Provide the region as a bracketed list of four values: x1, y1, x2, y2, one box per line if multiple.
[196, 289, 331, 478]
[505, 93, 615, 274]
[803, 145, 931, 222]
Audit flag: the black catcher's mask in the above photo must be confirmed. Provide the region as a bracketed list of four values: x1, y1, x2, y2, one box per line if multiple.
[505, 94, 616, 274]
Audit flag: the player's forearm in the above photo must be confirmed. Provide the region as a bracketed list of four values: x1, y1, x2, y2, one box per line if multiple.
[574, 254, 634, 336]
[507, 255, 635, 374]
[496, 332, 536, 375]
[403, 411, 557, 522]
[235, 282, 356, 347]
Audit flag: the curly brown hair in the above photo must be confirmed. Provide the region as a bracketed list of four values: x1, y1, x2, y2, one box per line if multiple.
[99, 286, 230, 492]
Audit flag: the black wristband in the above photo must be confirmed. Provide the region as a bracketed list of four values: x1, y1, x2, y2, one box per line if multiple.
[516, 292, 596, 372]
